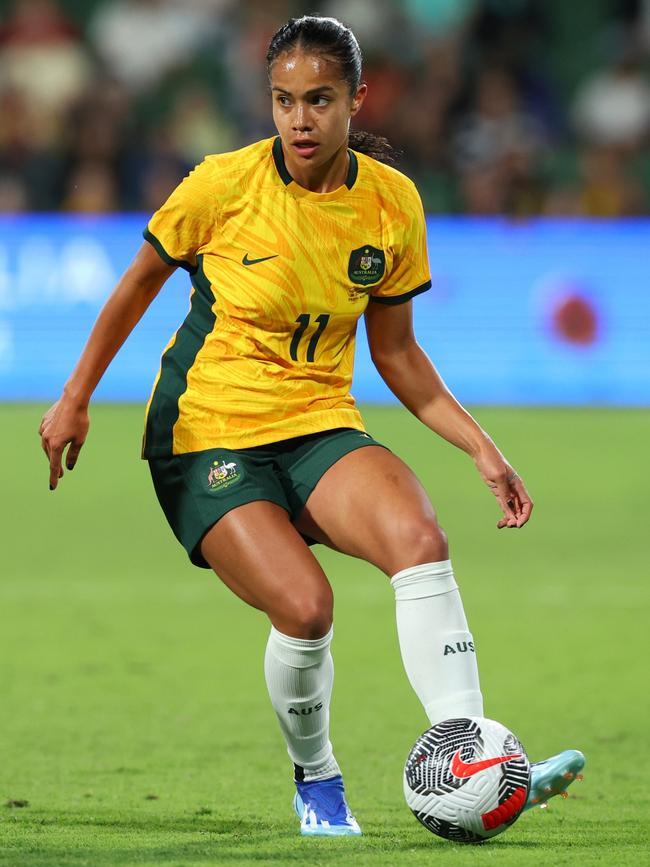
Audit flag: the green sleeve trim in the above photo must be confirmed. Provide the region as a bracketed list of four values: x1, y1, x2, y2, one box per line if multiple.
[143, 227, 197, 274]
[369, 279, 431, 305]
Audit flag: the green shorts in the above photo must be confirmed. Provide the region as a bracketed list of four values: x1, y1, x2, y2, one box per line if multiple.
[148, 427, 386, 568]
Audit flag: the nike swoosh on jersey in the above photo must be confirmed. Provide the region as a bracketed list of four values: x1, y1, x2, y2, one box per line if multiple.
[242, 253, 278, 266]
[450, 750, 522, 779]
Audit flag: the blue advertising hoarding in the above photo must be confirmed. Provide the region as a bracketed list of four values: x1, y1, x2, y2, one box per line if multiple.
[0, 215, 648, 404]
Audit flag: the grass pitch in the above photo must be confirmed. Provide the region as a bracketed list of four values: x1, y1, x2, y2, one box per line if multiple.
[1, 404, 648, 866]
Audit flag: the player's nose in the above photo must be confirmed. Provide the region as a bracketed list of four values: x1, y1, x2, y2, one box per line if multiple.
[292, 103, 313, 131]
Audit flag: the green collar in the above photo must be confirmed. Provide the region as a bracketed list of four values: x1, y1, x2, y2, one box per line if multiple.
[272, 136, 358, 191]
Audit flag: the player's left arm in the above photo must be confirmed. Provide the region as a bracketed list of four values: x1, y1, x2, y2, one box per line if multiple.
[364, 299, 533, 529]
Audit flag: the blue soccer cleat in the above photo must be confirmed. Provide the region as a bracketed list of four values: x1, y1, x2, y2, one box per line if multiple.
[524, 749, 585, 811]
[293, 775, 362, 836]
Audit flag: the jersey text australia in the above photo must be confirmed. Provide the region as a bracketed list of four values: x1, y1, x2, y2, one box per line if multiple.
[142, 136, 431, 457]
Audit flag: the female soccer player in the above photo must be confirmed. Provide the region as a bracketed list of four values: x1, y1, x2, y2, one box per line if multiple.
[39, 16, 583, 837]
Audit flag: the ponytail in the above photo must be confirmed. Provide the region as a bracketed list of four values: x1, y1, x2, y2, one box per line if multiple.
[348, 130, 399, 166]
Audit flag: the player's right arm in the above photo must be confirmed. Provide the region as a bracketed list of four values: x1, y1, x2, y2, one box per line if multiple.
[39, 241, 176, 490]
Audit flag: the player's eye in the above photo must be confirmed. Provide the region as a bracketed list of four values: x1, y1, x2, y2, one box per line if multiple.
[312, 95, 330, 106]
[276, 96, 291, 106]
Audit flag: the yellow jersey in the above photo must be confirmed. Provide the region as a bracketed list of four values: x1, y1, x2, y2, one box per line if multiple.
[142, 136, 431, 457]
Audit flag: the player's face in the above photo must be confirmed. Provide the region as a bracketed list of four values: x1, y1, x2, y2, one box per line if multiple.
[271, 50, 366, 177]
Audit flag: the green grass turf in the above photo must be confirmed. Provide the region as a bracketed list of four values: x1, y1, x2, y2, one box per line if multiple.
[1, 404, 648, 866]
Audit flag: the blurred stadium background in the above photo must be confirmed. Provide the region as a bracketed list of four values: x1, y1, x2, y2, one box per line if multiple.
[3, 0, 650, 216]
[0, 0, 649, 406]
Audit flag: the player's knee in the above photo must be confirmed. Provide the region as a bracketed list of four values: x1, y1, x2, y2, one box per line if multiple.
[273, 592, 333, 639]
[395, 518, 448, 571]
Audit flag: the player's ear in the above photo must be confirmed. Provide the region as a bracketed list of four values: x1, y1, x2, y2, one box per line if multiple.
[350, 83, 367, 117]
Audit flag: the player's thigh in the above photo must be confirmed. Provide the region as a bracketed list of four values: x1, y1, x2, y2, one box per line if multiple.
[200, 500, 333, 638]
[295, 446, 448, 576]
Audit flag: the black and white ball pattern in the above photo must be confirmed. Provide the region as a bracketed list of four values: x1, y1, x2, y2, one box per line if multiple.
[404, 717, 530, 843]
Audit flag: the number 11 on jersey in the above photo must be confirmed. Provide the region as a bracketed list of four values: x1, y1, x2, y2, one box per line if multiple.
[290, 313, 330, 362]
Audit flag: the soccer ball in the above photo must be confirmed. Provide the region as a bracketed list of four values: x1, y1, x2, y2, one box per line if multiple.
[403, 717, 530, 844]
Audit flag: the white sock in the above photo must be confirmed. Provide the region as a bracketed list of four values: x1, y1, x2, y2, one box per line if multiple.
[391, 560, 484, 725]
[264, 626, 341, 782]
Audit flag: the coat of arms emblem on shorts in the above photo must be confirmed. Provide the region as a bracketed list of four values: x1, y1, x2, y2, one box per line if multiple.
[348, 245, 385, 286]
[208, 459, 241, 491]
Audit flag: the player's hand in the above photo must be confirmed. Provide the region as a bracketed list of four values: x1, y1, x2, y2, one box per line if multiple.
[473, 449, 533, 529]
[38, 397, 90, 491]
